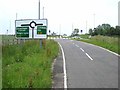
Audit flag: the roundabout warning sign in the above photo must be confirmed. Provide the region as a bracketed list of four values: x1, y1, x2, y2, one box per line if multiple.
[15, 19, 48, 39]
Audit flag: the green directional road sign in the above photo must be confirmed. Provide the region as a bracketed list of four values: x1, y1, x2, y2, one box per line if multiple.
[37, 26, 47, 34]
[16, 27, 29, 38]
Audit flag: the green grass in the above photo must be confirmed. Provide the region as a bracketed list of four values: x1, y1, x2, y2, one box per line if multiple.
[2, 35, 16, 45]
[2, 35, 15, 40]
[75, 35, 119, 55]
[79, 34, 90, 39]
[2, 39, 59, 88]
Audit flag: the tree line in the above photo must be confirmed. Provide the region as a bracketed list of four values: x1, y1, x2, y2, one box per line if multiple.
[89, 24, 120, 36]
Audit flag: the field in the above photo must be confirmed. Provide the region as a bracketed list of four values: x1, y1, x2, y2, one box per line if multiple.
[2, 35, 59, 88]
[76, 35, 120, 55]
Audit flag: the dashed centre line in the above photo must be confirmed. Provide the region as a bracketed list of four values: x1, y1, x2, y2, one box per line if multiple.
[85, 53, 93, 60]
[75, 44, 79, 47]
[73, 43, 93, 61]
[80, 48, 85, 52]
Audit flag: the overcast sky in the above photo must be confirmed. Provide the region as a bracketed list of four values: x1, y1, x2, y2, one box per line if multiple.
[0, 0, 119, 35]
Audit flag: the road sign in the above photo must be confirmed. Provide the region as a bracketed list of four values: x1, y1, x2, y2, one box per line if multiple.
[15, 19, 48, 39]
[16, 27, 29, 37]
[37, 26, 47, 34]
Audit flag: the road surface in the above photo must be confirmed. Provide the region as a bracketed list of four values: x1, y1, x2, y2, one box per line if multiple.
[55, 39, 118, 88]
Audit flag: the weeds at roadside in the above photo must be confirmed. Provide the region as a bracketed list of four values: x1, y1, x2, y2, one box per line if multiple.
[2, 39, 59, 88]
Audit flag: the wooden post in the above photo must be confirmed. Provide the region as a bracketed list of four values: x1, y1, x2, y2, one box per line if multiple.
[42, 39, 46, 49]
[13, 39, 14, 45]
[40, 39, 42, 48]
[8, 40, 9, 45]
[17, 39, 18, 44]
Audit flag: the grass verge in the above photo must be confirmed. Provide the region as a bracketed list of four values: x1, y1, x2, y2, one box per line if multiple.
[2, 39, 59, 88]
[75, 35, 119, 55]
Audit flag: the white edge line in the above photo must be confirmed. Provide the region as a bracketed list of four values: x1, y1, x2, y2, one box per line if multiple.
[58, 42, 67, 88]
[85, 53, 93, 60]
[98, 46, 120, 57]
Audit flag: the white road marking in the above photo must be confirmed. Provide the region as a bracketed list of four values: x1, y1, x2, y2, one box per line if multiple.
[85, 53, 93, 60]
[58, 42, 67, 88]
[80, 48, 84, 52]
[79, 41, 120, 57]
[73, 43, 74, 44]
[75, 44, 79, 47]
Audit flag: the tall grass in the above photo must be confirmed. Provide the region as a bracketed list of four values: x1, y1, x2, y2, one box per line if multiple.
[2, 35, 15, 40]
[2, 39, 59, 88]
[79, 34, 90, 39]
[76, 35, 119, 55]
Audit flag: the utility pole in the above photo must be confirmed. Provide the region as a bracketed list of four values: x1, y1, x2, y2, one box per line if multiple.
[72, 24, 73, 32]
[38, 0, 42, 48]
[16, 13, 18, 20]
[38, 0, 40, 19]
[72, 23, 74, 34]
[9, 20, 11, 34]
[59, 24, 61, 38]
[93, 13, 95, 29]
[43, 7, 44, 19]
[86, 20, 87, 34]
[7, 29, 8, 35]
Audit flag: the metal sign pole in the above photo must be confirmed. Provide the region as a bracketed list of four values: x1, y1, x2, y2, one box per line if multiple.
[32, 28, 34, 39]
[40, 39, 42, 48]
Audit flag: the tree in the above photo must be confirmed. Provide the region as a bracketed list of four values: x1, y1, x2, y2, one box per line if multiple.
[94, 28, 99, 35]
[51, 32, 56, 36]
[108, 27, 115, 36]
[71, 28, 79, 36]
[63, 34, 67, 36]
[101, 24, 111, 35]
[89, 28, 93, 35]
[91, 24, 112, 36]
[115, 26, 120, 35]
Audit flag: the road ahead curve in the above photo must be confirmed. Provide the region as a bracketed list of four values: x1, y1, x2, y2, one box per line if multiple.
[55, 39, 118, 88]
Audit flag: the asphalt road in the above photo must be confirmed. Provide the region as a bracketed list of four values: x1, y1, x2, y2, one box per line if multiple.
[55, 39, 118, 88]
